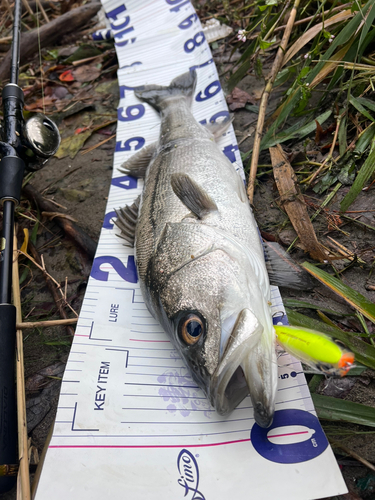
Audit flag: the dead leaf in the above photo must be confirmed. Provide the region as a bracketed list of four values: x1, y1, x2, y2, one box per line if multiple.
[315, 120, 324, 144]
[54, 129, 92, 159]
[24, 96, 56, 111]
[59, 69, 75, 82]
[282, 9, 353, 65]
[75, 126, 90, 135]
[226, 87, 256, 111]
[73, 64, 101, 83]
[270, 144, 327, 262]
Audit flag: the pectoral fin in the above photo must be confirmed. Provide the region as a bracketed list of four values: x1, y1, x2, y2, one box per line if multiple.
[114, 195, 140, 247]
[119, 143, 156, 178]
[264, 241, 314, 290]
[171, 173, 218, 219]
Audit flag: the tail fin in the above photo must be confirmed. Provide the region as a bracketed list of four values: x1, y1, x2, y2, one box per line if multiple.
[134, 70, 197, 111]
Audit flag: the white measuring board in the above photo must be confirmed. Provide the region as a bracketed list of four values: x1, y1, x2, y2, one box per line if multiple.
[34, 1, 347, 499]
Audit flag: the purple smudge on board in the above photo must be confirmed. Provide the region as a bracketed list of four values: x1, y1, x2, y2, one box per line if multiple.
[158, 367, 212, 418]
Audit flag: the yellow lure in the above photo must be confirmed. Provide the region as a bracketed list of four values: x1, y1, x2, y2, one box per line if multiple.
[274, 325, 355, 377]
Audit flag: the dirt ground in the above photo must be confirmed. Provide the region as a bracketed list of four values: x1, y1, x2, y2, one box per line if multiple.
[1, 7, 375, 500]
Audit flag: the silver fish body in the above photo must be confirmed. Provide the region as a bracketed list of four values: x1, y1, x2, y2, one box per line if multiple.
[117, 71, 278, 428]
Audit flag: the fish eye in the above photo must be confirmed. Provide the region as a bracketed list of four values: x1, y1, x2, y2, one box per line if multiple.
[178, 314, 205, 346]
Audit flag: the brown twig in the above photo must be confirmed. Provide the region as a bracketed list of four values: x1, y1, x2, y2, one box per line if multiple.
[247, 0, 301, 204]
[16, 318, 78, 330]
[22, 0, 35, 17]
[34, 0, 49, 23]
[26, 242, 77, 336]
[12, 231, 31, 500]
[22, 183, 97, 259]
[306, 114, 342, 185]
[81, 134, 116, 155]
[330, 440, 375, 472]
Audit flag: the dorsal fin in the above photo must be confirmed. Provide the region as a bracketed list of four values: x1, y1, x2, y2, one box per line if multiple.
[171, 173, 218, 219]
[118, 143, 156, 179]
[114, 196, 140, 247]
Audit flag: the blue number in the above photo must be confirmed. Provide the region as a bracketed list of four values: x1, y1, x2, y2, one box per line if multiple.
[210, 111, 229, 123]
[223, 144, 238, 163]
[196, 80, 221, 102]
[200, 110, 230, 126]
[91, 256, 138, 283]
[103, 211, 116, 229]
[111, 175, 138, 190]
[189, 58, 213, 72]
[184, 32, 205, 53]
[120, 61, 142, 71]
[106, 4, 126, 21]
[115, 137, 145, 153]
[251, 409, 328, 464]
[178, 13, 198, 29]
[110, 15, 130, 31]
[92, 29, 112, 41]
[119, 84, 136, 99]
[169, 0, 190, 12]
[114, 26, 135, 47]
[118, 104, 145, 122]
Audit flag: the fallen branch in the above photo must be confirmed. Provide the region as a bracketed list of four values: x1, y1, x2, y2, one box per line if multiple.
[0, 2, 101, 81]
[270, 144, 327, 262]
[22, 183, 97, 259]
[247, 0, 300, 204]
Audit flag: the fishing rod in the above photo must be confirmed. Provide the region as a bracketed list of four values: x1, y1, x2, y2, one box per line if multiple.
[0, 0, 60, 491]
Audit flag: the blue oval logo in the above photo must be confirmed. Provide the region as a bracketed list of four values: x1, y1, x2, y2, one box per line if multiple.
[251, 409, 328, 463]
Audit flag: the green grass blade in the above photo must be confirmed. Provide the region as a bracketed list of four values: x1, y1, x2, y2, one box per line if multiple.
[340, 141, 375, 212]
[306, 0, 373, 85]
[283, 298, 353, 317]
[356, 96, 375, 114]
[349, 95, 375, 122]
[302, 262, 375, 323]
[354, 122, 375, 154]
[312, 394, 375, 427]
[262, 110, 332, 150]
[338, 115, 347, 157]
[286, 309, 375, 370]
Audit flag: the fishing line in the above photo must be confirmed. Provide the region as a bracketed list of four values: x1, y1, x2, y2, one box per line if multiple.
[36, 2, 45, 115]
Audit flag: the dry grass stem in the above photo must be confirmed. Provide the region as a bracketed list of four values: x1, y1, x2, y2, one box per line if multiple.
[21, 0, 34, 17]
[16, 318, 78, 329]
[330, 440, 375, 472]
[81, 133, 116, 155]
[247, 0, 301, 204]
[18, 250, 78, 317]
[35, 0, 49, 23]
[12, 232, 31, 500]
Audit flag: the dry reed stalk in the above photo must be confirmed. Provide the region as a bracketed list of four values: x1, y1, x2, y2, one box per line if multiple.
[247, 0, 301, 204]
[12, 231, 31, 500]
[21, 0, 34, 17]
[16, 318, 78, 329]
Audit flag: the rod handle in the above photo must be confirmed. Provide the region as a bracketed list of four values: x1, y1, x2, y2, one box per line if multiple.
[0, 304, 17, 492]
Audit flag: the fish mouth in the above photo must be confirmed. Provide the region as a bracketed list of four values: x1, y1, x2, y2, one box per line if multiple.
[210, 308, 275, 428]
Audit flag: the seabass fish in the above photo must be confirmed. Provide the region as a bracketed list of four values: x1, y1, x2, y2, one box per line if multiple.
[116, 71, 278, 428]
